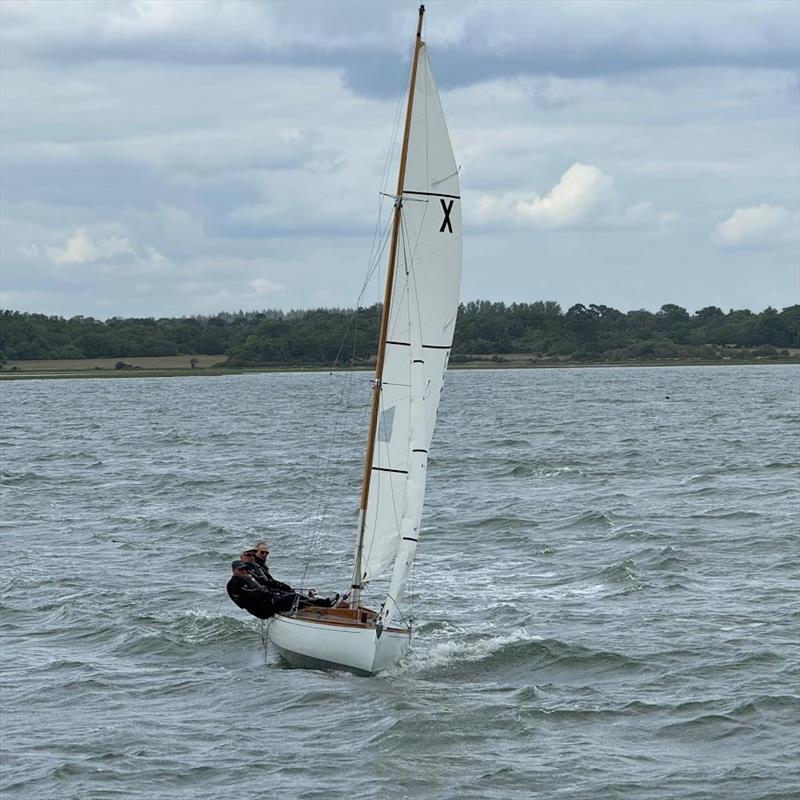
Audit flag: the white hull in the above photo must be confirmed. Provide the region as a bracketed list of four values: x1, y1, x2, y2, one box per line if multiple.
[268, 609, 410, 676]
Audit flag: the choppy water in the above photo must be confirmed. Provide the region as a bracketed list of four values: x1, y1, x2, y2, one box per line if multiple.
[1, 365, 798, 800]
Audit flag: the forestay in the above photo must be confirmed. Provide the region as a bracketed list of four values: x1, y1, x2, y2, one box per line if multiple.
[358, 44, 462, 587]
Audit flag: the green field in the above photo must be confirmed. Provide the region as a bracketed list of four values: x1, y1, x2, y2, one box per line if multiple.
[0, 355, 233, 379]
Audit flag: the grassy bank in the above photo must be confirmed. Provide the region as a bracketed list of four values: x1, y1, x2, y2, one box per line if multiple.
[0, 354, 231, 379]
[1, 353, 798, 380]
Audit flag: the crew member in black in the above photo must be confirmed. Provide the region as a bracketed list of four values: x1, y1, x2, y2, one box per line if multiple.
[226, 560, 337, 619]
[238, 550, 266, 586]
[226, 560, 295, 619]
[240, 549, 292, 593]
[251, 542, 339, 607]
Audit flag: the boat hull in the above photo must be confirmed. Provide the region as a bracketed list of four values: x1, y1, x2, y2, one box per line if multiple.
[268, 608, 410, 676]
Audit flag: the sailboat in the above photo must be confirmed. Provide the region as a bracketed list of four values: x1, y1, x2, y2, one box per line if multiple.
[268, 5, 462, 676]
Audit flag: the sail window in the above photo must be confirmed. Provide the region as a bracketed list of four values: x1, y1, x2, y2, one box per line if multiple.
[379, 405, 396, 444]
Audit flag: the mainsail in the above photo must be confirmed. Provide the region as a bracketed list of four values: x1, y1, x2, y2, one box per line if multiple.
[356, 43, 462, 592]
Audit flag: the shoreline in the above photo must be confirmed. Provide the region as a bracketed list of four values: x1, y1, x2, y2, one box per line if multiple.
[1, 357, 798, 380]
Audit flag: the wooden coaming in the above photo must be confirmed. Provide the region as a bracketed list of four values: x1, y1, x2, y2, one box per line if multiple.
[283, 606, 407, 634]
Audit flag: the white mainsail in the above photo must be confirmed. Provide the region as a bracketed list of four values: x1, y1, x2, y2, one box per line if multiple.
[357, 43, 462, 597]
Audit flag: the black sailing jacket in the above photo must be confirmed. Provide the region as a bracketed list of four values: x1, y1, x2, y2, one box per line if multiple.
[252, 558, 293, 593]
[226, 575, 277, 619]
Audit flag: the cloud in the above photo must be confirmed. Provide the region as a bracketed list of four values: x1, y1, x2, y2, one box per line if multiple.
[249, 277, 284, 297]
[2, 1, 797, 98]
[470, 163, 668, 230]
[46, 227, 134, 264]
[712, 204, 798, 247]
[472, 163, 613, 228]
[41, 226, 170, 266]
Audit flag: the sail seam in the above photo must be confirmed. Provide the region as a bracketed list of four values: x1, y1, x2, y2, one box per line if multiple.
[372, 466, 409, 475]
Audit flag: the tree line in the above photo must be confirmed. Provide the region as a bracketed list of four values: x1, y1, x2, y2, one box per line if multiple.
[0, 302, 798, 366]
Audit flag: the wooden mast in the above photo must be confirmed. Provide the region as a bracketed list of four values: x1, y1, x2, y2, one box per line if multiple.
[351, 5, 426, 607]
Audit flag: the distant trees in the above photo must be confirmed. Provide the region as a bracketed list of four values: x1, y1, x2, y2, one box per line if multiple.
[0, 303, 798, 367]
[453, 302, 799, 362]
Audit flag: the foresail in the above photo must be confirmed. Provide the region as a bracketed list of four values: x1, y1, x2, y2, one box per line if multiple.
[359, 44, 462, 585]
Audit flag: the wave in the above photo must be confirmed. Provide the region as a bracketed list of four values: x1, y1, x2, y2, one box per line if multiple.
[602, 559, 641, 584]
[681, 473, 714, 484]
[170, 608, 261, 645]
[609, 525, 670, 542]
[639, 545, 690, 571]
[458, 514, 539, 531]
[486, 438, 532, 449]
[409, 630, 642, 681]
[552, 510, 617, 530]
[691, 509, 764, 520]
[175, 477, 223, 488]
[502, 463, 584, 479]
[156, 520, 230, 536]
[397, 627, 531, 675]
[657, 712, 751, 741]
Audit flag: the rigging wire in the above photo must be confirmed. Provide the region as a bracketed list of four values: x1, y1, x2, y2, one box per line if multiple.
[295, 56, 413, 593]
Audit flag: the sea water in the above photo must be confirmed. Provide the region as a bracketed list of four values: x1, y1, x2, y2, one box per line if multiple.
[1, 365, 798, 800]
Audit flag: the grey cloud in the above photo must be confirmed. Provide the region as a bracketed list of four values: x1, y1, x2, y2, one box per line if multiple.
[2, 1, 797, 97]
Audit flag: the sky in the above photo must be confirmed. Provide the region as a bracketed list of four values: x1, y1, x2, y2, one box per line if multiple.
[1, 0, 798, 319]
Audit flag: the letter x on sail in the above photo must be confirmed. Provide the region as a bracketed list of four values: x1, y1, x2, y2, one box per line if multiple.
[439, 198, 454, 233]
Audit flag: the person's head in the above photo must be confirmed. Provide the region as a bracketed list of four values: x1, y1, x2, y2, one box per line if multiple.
[231, 559, 249, 576]
[255, 542, 270, 561]
[240, 550, 257, 563]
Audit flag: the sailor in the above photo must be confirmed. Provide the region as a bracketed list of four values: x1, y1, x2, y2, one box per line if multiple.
[252, 542, 293, 593]
[238, 549, 278, 590]
[226, 560, 286, 619]
[226, 560, 338, 620]
[251, 542, 340, 607]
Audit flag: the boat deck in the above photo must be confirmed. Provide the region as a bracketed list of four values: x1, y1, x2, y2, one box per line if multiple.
[282, 605, 408, 635]
[290, 605, 378, 628]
